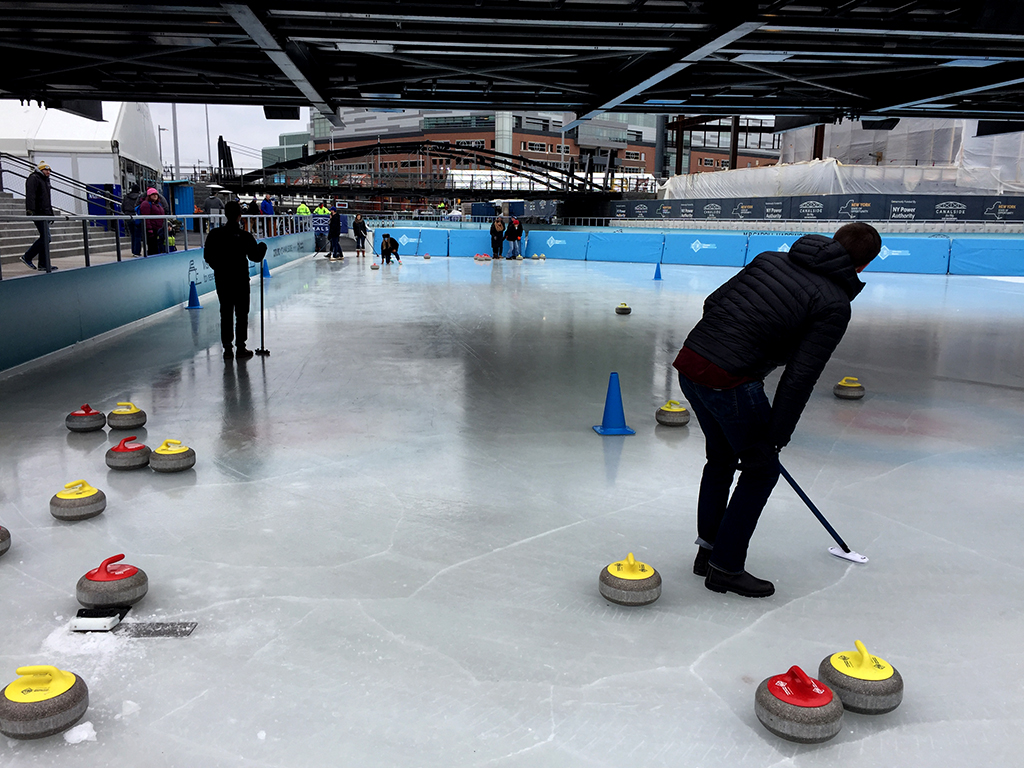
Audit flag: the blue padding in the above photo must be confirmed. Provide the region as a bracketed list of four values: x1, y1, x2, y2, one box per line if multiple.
[526, 230, 589, 260]
[448, 229, 493, 257]
[663, 232, 747, 266]
[416, 229, 449, 257]
[745, 233, 821, 264]
[949, 237, 1024, 276]
[865, 236, 950, 274]
[373, 228, 420, 256]
[586, 232, 664, 263]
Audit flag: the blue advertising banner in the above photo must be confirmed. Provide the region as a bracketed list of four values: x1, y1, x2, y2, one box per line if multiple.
[311, 214, 329, 233]
[449, 229, 494, 258]
[949, 236, 1024, 275]
[864, 235, 950, 275]
[587, 232, 664, 263]
[663, 232, 747, 266]
[527, 230, 589, 260]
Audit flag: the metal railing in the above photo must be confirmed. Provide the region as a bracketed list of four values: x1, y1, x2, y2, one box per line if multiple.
[0, 152, 126, 215]
[0, 213, 312, 280]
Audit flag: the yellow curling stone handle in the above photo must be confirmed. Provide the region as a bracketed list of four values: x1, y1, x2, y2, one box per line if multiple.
[828, 639, 894, 681]
[4, 665, 76, 703]
[660, 400, 688, 412]
[56, 480, 99, 499]
[155, 439, 190, 455]
[606, 552, 656, 581]
[837, 377, 861, 387]
[112, 401, 141, 414]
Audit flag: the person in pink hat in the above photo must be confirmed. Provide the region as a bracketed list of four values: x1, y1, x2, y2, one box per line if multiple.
[138, 187, 166, 255]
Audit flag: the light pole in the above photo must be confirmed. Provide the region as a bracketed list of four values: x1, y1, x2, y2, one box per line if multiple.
[158, 126, 169, 178]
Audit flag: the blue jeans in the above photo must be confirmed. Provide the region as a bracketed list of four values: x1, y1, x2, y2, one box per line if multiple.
[330, 236, 343, 258]
[508, 239, 521, 258]
[678, 373, 780, 573]
[130, 220, 143, 255]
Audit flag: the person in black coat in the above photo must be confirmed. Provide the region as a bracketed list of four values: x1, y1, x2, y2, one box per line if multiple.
[489, 217, 505, 259]
[327, 209, 343, 260]
[380, 233, 400, 265]
[675, 222, 881, 598]
[21, 162, 55, 272]
[504, 216, 523, 259]
[352, 213, 368, 257]
[203, 200, 268, 360]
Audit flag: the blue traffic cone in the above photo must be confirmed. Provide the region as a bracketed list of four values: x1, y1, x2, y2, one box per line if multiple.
[653, 262, 662, 281]
[261, 259, 272, 279]
[593, 372, 636, 435]
[185, 280, 201, 310]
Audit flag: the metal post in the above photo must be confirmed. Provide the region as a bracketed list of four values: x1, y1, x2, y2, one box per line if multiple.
[172, 103, 181, 179]
[115, 221, 122, 261]
[255, 261, 270, 357]
[82, 220, 91, 267]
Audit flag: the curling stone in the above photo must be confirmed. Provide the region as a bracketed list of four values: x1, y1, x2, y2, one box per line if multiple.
[106, 401, 147, 430]
[540, 253, 546, 260]
[49, 480, 106, 521]
[105, 436, 150, 470]
[755, 665, 844, 744]
[65, 405, 105, 433]
[818, 639, 903, 715]
[424, 254, 431, 260]
[615, 303, 631, 315]
[371, 262, 380, 270]
[0, 525, 10, 557]
[655, 400, 690, 427]
[149, 439, 197, 473]
[515, 254, 523, 260]
[0, 665, 89, 740]
[833, 376, 865, 400]
[76, 554, 148, 608]
[531, 253, 539, 259]
[599, 552, 661, 606]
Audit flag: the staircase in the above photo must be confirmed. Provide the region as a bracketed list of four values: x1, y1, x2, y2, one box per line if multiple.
[0, 192, 122, 270]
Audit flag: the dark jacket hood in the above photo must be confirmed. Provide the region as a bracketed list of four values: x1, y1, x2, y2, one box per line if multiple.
[787, 234, 864, 301]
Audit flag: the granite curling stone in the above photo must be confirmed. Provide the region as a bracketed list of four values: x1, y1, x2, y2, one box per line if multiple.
[49, 480, 106, 522]
[370, 262, 380, 270]
[65, 404, 105, 433]
[105, 436, 151, 470]
[0, 665, 89, 740]
[0, 525, 10, 557]
[615, 303, 631, 315]
[833, 376, 866, 400]
[516, 254, 523, 260]
[818, 639, 903, 715]
[424, 254, 431, 260]
[540, 253, 546, 260]
[755, 665, 844, 744]
[77, 554, 148, 608]
[599, 552, 662, 606]
[106, 401, 147, 430]
[655, 400, 690, 427]
[149, 439, 197, 473]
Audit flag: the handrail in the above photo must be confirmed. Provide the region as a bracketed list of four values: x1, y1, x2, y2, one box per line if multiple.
[0, 152, 125, 209]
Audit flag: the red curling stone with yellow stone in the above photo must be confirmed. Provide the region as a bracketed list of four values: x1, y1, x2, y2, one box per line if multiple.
[0, 665, 89, 740]
[598, 552, 662, 606]
[49, 480, 106, 521]
[149, 439, 197, 473]
[755, 665, 844, 744]
[77, 554, 149, 608]
[65, 404, 106, 433]
[105, 436, 151, 470]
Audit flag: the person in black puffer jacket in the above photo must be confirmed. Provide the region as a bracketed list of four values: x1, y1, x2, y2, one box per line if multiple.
[675, 223, 882, 599]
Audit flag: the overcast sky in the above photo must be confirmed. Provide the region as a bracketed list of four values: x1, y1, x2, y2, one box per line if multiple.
[147, 103, 309, 171]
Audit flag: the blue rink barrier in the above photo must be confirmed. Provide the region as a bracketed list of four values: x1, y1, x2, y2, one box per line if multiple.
[663, 232, 747, 266]
[865, 235, 950, 275]
[417, 229, 449, 257]
[746, 233, 819, 264]
[373, 228, 448, 257]
[449, 229, 494, 258]
[948, 237, 1024, 276]
[526, 230, 589, 260]
[586, 232, 664, 263]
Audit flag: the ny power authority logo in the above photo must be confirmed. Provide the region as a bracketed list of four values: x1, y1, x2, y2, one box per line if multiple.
[690, 239, 718, 253]
[546, 235, 567, 248]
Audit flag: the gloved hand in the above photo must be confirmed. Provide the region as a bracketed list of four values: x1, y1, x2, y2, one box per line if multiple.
[739, 442, 781, 472]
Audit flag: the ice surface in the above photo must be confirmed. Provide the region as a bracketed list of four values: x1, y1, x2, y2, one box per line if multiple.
[1, 255, 1023, 766]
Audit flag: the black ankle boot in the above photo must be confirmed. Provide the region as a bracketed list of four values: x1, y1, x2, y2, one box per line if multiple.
[705, 565, 775, 598]
[693, 547, 712, 577]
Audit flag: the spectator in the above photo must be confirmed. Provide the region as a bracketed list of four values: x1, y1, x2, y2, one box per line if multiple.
[328, 209, 344, 260]
[203, 200, 267, 361]
[203, 190, 226, 231]
[122, 183, 144, 257]
[139, 187, 166, 256]
[260, 193, 276, 236]
[352, 213, 368, 258]
[20, 162, 56, 272]
[490, 217, 505, 259]
[504, 216, 523, 259]
[296, 200, 311, 216]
